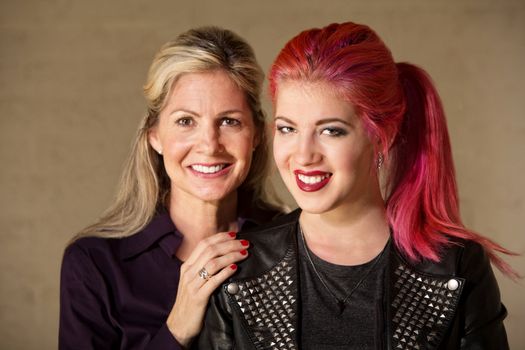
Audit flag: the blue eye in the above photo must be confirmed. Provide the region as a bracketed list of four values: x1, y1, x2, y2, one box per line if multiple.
[176, 117, 194, 127]
[321, 127, 347, 137]
[276, 125, 296, 134]
[220, 117, 241, 127]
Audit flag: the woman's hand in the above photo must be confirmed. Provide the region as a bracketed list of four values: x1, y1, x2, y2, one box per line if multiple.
[166, 231, 249, 347]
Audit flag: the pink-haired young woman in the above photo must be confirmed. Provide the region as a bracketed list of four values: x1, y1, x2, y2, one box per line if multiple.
[197, 22, 514, 349]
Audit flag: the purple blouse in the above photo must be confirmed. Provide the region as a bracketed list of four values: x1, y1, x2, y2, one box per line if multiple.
[59, 211, 254, 349]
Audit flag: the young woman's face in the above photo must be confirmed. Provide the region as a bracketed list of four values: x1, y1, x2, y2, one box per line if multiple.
[273, 81, 377, 215]
[149, 70, 259, 203]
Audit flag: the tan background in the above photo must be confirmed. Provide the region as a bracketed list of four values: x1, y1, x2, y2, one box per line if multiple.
[1, 0, 524, 348]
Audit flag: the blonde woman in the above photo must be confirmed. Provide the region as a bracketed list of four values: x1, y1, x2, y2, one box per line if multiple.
[59, 27, 278, 349]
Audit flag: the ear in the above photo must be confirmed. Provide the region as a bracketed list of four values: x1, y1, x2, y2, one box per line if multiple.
[373, 135, 389, 153]
[148, 127, 163, 155]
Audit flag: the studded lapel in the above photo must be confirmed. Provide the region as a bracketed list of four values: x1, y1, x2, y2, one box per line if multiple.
[388, 252, 465, 350]
[224, 248, 299, 349]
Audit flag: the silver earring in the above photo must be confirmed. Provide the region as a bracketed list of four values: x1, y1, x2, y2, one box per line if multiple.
[377, 152, 384, 170]
[158, 149, 163, 155]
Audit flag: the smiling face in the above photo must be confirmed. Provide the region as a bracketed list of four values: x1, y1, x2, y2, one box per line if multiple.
[273, 81, 379, 215]
[148, 70, 259, 204]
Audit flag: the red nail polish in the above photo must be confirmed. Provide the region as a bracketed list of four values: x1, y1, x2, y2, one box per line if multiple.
[240, 250, 247, 255]
[230, 264, 237, 270]
[228, 231, 236, 238]
[240, 240, 249, 246]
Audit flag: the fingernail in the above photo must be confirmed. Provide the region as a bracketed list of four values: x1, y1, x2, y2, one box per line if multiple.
[230, 264, 237, 270]
[240, 249, 247, 255]
[228, 231, 236, 238]
[240, 240, 249, 246]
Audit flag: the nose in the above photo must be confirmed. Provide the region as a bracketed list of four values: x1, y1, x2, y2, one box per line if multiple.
[293, 133, 321, 166]
[198, 123, 224, 155]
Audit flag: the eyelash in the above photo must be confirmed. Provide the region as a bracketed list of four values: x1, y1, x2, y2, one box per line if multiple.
[175, 116, 241, 127]
[276, 125, 348, 137]
[220, 117, 241, 127]
[276, 125, 296, 134]
[176, 116, 194, 127]
[321, 127, 347, 137]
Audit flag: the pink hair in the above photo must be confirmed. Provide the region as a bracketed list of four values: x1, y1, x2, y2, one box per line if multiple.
[269, 22, 517, 277]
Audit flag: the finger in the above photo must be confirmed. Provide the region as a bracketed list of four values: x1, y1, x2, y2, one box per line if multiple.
[190, 239, 249, 276]
[203, 249, 249, 276]
[179, 237, 247, 287]
[199, 263, 240, 296]
[184, 231, 237, 266]
[191, 249, 249, 289]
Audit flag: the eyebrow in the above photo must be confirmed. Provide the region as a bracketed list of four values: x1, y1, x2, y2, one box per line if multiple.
[274, 116, 351, 126]
[168, 108, 245, 117]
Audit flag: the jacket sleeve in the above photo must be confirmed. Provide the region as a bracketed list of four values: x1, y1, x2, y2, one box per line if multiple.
[194, 287, 235, 350]
[458, 241, 509, 349]
[59, 243, 183, 350]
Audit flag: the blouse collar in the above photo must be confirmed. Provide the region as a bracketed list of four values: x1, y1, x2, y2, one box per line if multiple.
[119, 209, 259, 260]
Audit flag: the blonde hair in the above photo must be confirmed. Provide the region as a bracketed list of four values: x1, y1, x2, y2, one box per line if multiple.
[73, 26, 276, 241]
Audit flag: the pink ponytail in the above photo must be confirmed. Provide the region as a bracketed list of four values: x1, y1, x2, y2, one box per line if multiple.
[389, 63, 518, 277]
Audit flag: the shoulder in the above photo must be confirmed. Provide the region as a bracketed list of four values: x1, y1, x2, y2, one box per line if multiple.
[61, 236, 121, 283]
[62, 237, 104, 266]
[64, 236, 116, 262]
[232, 209, 300, 279]
[450, 239, 499, 294]
[444, 238, 492, 279]
[401, 237, 489, 277]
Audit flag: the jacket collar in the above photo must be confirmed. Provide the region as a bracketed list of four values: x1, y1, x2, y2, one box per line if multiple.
[224, 210, 465, 350]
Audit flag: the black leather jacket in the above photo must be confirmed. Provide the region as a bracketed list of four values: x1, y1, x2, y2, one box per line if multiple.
[197, 210, 509, 349]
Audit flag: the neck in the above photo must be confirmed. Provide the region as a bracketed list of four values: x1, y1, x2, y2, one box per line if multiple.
[169, 190, 239, 261]
[299, 192, 390, 265]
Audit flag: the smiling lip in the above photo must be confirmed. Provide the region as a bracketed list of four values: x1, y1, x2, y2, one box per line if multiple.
[189, 163, 232, 178]
[293, 170, 332, 192]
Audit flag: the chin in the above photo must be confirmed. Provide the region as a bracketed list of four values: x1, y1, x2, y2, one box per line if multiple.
[295, 198, 336, 215]
[191, 188, 235, 203]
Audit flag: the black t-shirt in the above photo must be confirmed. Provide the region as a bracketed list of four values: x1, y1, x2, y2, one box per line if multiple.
[298, 229, 389, 350]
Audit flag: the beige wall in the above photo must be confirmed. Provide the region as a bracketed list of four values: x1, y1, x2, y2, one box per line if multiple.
[1, 0, 524, 348]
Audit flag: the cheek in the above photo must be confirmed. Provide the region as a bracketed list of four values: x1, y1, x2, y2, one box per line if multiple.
[225, 132, 255, 161]
[336, 144, 373, 174]
[165, 137, 190, 156]
[272, 143, 289, 171]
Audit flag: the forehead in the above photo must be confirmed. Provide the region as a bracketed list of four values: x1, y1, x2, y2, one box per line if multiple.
[274, 80, 356, 122]
[165, 70, 248, 109]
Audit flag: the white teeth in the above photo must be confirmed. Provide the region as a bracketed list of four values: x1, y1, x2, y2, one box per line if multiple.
[297, 173, 330, 184]
[191, 164, 226, 174]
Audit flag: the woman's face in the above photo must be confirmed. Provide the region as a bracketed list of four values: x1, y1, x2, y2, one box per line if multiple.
[149, 70, 259, 204]
[273, 81, 377, 215]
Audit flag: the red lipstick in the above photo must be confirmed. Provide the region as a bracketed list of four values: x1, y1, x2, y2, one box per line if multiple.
[293, 170, 331, 192]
